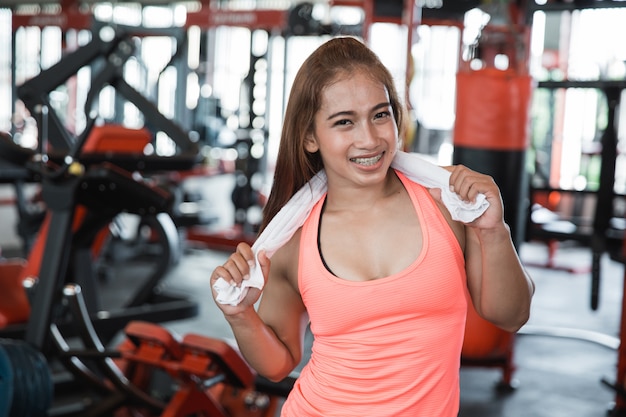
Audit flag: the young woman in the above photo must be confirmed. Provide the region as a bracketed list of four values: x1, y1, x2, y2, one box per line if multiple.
[210, 36, 534, 417]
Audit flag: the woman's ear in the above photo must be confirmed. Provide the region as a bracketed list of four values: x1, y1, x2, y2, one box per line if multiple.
[304, 133, 319, 153]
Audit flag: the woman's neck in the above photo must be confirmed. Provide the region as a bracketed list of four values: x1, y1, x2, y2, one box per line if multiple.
[324, 169, 401, 213]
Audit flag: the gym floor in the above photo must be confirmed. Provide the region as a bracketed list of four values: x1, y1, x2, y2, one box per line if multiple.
[134, 174, 626, 417]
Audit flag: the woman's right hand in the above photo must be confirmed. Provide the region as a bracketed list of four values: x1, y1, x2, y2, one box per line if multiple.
[210, 242, 270, 316]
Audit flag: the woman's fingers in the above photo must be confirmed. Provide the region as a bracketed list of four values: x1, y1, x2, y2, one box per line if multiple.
[257, 249, 271, 285]
[215, 242, 256, 286]
[449, 165, 494, 203]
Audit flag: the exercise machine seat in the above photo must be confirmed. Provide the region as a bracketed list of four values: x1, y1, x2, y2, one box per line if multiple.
[0, 260, 30, 327]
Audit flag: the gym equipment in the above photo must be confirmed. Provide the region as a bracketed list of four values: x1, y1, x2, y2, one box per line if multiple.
[0, 43, 204, 405]
[0, 338, 53, 417]
[8, 19, 207, 258]
[461, 303, 517, 391]
[47, 283, 287, 417]
[453, 14, 533, 389]
[526, 81, 626, 310]
[0, 259, 29, 328]
[0, 130, 42, 256]
[120, 321, 260, 417]
[12, 18, 214, 304]
[0, 260, 48, 417]
[17, 23, 198, 158]
[454, 65, 533, 250]
[0, 128, 202, 415]
[602, 230, 626, 415]
[0, 18, 298, 414]
[185, 131, 264, 251]
[0, 126, 198, 331]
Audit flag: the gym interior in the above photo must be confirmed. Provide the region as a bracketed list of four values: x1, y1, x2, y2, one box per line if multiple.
[0, 0, 625, 416]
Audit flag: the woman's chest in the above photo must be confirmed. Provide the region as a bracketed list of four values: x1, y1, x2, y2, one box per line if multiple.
[319, 197, 422, 282]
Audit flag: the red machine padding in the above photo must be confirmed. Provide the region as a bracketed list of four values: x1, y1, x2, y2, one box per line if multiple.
[120, 321, 257, 417]
[122, 321, 254, 389]
[181, 333, 255, 389]
[82, 125, 152, 154]
[0, 259, 30, 327]
[124, 321, 184, 365]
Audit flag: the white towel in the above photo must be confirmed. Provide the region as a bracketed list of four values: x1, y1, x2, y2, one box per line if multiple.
[213, 151, 489, 306]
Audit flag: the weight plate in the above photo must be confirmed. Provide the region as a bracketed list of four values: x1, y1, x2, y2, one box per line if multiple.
[0, 339, 52, 417]
[0, 341, 14, 417]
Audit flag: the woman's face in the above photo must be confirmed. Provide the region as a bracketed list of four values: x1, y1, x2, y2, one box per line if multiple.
[306, 71, 399, 188]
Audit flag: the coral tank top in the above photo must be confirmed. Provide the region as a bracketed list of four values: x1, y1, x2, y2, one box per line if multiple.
[280, 171, 468, 417]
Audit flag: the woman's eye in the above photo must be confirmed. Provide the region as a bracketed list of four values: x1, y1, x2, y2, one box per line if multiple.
[374, 111, 390, 119]
[334, 119, 352, 126]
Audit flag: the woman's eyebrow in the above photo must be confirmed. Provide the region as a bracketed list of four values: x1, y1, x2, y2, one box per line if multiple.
[326, 110, 354, 121]
[326, 102, 390, 121]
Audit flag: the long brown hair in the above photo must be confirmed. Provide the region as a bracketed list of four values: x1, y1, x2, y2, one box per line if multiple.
[259, 36, 405, 233]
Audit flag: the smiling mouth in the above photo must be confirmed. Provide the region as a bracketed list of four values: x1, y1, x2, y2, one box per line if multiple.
[350, 153, 383, 166]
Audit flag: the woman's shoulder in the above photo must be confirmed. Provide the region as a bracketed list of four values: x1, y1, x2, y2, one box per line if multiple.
[269, 227, 303, 292]
[397, 172, 467, 252]
[427, 188, 467, 252]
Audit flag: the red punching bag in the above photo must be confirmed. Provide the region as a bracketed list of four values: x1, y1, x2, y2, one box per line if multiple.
[455, 67, 533, 385]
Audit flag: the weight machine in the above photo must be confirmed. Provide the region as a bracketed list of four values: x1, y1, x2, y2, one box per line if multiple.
[0, 14, 296, 416]
[0, 20, 201, 415]
[0, 126, 289, 416]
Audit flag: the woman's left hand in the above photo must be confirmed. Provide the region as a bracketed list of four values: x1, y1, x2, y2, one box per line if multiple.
[446, 164, 505, 230]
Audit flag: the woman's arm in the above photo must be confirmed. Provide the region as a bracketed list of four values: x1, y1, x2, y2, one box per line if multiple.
[441, 165, 535, 332]
[210, 237, 307, 382]
[464, 221, 534, 332]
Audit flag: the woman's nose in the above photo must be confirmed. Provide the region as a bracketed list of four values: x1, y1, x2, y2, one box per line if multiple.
[356, 122, 379, 147]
